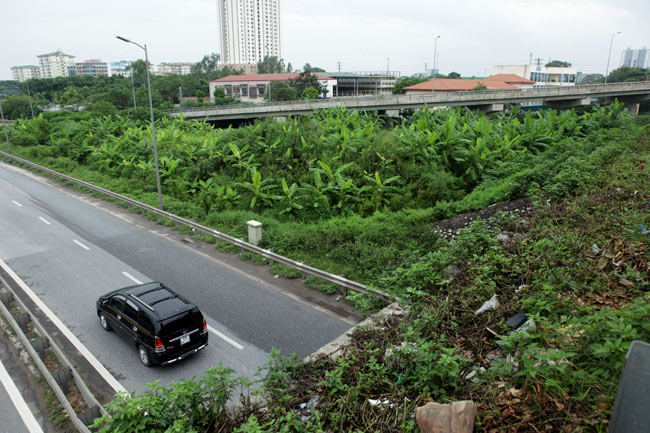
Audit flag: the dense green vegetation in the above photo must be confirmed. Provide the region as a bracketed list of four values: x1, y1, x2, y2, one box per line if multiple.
[1, 106, 648, 432]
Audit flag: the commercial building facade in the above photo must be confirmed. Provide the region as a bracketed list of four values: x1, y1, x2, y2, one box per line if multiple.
[11, 65, 41, 82]
[327, 72, 397, 97]
[492, 65, 577, 87]
[210, 73, 335, 103]
[37, 50, 76, 78]
[110, 60, 133, 77]
[72, 59, 109, 77]
[218, 0, 282, 71]
[620, 48, 650, 69]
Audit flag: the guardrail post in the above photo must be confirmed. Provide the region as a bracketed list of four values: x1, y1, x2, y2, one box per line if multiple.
[239, 238, 244, 256]
[268, 248, 274, 267]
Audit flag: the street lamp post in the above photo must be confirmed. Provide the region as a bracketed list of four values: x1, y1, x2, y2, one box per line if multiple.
[605, 31, 621, 84]
[116, 35, 163, 211]
[386, 58, 390, 75]
[433, 35, 440, 93]
[25, 79, 35, 118]
[130, 66, 137, 109]
[265, 45, 272, 103]
[0, 97, 10, 154]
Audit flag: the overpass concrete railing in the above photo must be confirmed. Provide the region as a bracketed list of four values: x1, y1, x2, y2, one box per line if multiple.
[168, 81, 650, 120]
[0, 151, 393, 304]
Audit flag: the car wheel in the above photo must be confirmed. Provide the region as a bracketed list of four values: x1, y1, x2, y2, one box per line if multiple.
[99, 313, 112, 331]
[138, 345, 153, 367]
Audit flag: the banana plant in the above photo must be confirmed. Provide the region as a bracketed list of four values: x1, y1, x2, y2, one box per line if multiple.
[362, 171, 402, 212]
[279, 178, 304, 216]
[235, 170, 279, 212]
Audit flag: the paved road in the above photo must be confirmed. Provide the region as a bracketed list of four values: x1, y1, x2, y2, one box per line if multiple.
[0, 334, 44, 433]
[0, 161, 356, 396]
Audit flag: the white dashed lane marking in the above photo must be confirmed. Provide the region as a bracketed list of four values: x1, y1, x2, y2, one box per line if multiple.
[73, 240, 90, 250]
[12, 200, 22, 207]
[122, 272, 143, 285]
[38, 217, 50, 225]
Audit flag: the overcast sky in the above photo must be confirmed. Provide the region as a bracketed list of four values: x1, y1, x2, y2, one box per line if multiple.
[2, 0, 648, 81]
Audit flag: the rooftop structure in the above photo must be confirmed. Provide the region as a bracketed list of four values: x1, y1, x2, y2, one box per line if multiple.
[492, 64, 577, 87]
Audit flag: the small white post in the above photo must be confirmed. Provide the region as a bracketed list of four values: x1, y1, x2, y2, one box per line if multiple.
[247, 220, 263, 246]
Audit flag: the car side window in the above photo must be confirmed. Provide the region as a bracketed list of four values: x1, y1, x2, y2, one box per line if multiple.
[138, 312, 154, 334]
[124, 299, 139, 320]
[111, 295, 126, 313]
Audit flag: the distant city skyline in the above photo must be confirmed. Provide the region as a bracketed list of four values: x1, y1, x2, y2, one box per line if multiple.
[2, 0, 649, 81]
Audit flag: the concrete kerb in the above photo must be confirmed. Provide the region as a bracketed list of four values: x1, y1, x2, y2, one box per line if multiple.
[305, 301, 406, 362]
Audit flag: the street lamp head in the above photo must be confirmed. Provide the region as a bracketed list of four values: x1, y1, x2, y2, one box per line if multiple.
[116, 35, 131, 43]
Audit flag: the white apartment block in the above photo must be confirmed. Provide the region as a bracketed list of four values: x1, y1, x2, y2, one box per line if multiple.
[156, 62, 194, 76]
[620, 48, 650, 69]
[11, 65, 41, 82]
[37, 50, 76, 79]
[218, 0, 282, 69]
[492, 64, 577, 87]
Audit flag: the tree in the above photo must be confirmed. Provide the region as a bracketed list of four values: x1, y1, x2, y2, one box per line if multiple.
[0, 95, 38, 119]
[393, 77, 429, 94]
[191, 53, 221, 80]
[257, 56, 284, 73]
[606, 66, 650, 83]
[290, 71, 325, 97]
[213, 88, 239, 106]
[286, 62, 293, 73]
[155, 75, 183, 103]
[447, 71, 461, 79]
[303, 63, 326, 73]
[545, 60, 572, 67]
[473, 83, 488, 91]
[579, 73, 604, 84]
[195, 90, 205, 102]
[302, 87, 319, 100]
[268, 81, 298, 101]
[131, 59, 150, 87]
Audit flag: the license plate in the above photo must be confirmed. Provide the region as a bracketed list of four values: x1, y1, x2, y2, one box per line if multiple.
[180, 335, 190, 345]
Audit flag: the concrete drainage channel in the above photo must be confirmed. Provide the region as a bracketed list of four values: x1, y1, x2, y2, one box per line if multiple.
[0, 275, 105, 432]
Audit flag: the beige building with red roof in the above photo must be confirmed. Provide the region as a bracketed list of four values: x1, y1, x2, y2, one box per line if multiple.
[209, 73, 336, 103]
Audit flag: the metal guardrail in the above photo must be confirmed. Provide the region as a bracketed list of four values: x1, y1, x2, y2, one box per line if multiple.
[0, 151, 393, 303]
[0, 270, 105, 432]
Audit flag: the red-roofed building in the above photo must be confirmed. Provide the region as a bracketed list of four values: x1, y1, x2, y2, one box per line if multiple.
[403, 78, 518, 93]
[209, 73, 337, 103]
[482, 74, 534, 89]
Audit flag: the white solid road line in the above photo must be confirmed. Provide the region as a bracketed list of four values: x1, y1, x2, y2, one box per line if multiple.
[0, 360, 45, 433]
[38, 217, 50, 225]
[122, 271, 143, 285]
[208, 325, 244, 350]
[73, 240, 90, 251]
[12, 200, 22, 207]
[0, 259, 127, 394]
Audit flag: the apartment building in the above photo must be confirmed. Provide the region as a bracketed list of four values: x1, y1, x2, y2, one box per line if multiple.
[37, 50, 76, 78]
[218, 0, 282, 71]
[11, 65, 41, 82]
[620, 47, 650, 69]
[156, 62, 194, 76]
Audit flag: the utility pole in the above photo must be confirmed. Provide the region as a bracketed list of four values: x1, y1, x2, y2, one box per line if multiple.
[25, 79, 35, 118]
[605, 31, 622, 84]
[386, 58, 390, 75]
[529, 52, 533, 65]
[337, 61, 341, 72]
[433, 35, 440, 93]
[0, 96, 10, 154]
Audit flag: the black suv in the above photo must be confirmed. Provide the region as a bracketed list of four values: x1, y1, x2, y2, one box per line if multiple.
[96, 282, 208, 367]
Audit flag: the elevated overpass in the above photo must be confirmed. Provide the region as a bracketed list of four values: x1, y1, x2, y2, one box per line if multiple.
[169, 81, 650, 121]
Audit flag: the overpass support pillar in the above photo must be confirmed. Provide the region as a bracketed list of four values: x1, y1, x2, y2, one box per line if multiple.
[275, 116, 287, 122]
[476, 103, 504, 114]
[624, 102, 640, 116]
[545, 97, 591, 111]
[385, 109, 400, 117]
